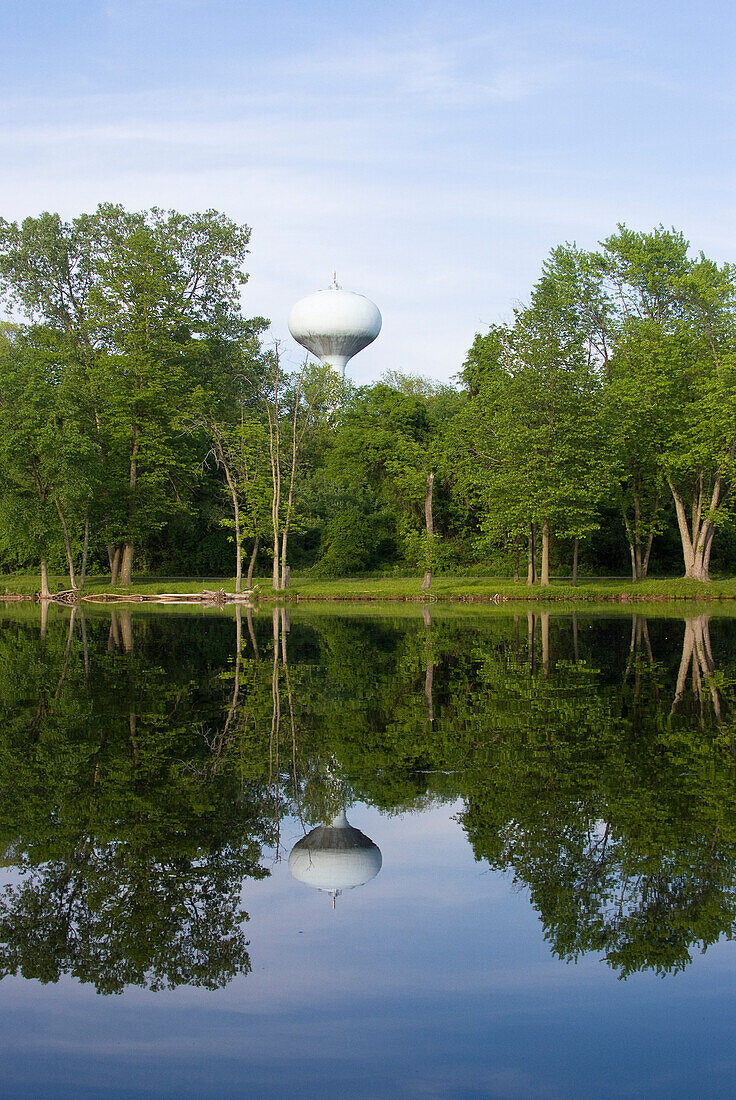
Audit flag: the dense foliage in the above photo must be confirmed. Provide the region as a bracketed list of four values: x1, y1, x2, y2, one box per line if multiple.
[1, 208, 736, 585]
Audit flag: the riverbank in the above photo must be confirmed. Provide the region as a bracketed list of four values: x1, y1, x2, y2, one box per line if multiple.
[4, 573, 736, 603]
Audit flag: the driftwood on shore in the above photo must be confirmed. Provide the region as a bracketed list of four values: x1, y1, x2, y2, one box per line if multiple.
[37, 588, 258, 607]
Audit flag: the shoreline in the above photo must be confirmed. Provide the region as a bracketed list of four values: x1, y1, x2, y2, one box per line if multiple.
[5, 573, 736, 606]
[4, 589, 736, 606]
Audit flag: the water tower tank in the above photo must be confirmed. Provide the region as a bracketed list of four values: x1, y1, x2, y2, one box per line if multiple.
[288, 811, 382, 906]
[288, 277, 381, 376]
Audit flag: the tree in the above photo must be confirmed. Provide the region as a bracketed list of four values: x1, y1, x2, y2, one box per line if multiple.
[454, 250, 612, 585]
[188, 334, 271, 593]
[207, 410, 272, 592]
[326, 380, 460, 586]
[278, 361, 347, 589]
[0, 326, 98, 594]
[528, 242, 667, 581]
[596, 226, 736, 581]
[0, 205, 259, 585]
[260, 352, 349, 590]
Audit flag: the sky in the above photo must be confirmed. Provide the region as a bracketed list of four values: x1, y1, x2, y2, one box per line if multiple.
[2, 0, 736, 384]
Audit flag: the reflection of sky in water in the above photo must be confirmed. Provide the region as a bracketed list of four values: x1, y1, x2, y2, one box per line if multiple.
[2, 801, 736, 1097]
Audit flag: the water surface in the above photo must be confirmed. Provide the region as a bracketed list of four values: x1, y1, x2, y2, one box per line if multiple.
[0, 603, 735, 1097]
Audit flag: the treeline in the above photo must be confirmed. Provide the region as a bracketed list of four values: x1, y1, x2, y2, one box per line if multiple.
[1, 207, 735, 587]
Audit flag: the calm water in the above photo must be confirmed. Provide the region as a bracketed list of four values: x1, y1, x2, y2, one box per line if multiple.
[1, 602, 736, 1097]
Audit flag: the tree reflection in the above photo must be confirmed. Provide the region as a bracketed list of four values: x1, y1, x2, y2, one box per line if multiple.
[0, 841, 263, 993]
[459, 612, 736, 977]
[0, 609, 271, 993]
[2, 605, 736, 985]
[671, 613, 723, 721]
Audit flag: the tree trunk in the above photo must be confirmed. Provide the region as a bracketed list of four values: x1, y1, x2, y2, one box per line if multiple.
[671, 614, 721, 720]
[540, 521, 550, 586]
[513, 538, 520, 583]
[108, 545, 121, 586]
[272, 530, 280, 590]
[641, 529, 655, 580]
[624, 488, 660, 581]
[423, 606, 434, 723]
[280, 376, 305, 592]
[222, 605, 242, 739]
[572, 538, 579, 587]
[629, 541, 637, 583]
[280, 526, 290, 590]
[541, 611, 550, 675]
[119, 611, 134, 654]
[247, 535, 260, 590]
[703, 521, 716, 578]
[52, 492, 77, 589]
[527, 611, 536, 673]
[246, 606, 259, 659]
[108, 610, 121, 651]
[122, 428, 140, 587]
[80, 610, 90, 679]
[623, 506, 637, 581]
[218, 444, 242, 593]
[265, 359, 282, 591]
[40, 558, 50, 600]
[422, 471, 435, 587]
[669, 476, 720, 582]
[234, 506, 243, 592]
[422, 471, 435, 592]
[527, 524, 536, 585]
[119, 542, 134, 586]
[80, 515, 90, 588]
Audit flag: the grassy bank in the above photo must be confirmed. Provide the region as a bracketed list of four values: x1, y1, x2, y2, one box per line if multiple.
[4, 572, 736, 602]
[272, 574, 736, 602]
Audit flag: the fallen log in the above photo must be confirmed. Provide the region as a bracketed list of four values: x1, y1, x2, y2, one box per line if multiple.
[72, 588, 257, 606]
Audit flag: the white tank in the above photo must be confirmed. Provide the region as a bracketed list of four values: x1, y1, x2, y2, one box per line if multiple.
[288, 277, 382, 376]
[288, 811, 382, 906]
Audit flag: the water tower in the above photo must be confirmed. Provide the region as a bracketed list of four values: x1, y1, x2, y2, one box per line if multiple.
[288, 810, 382, 907]
[288, 276, 381, 377]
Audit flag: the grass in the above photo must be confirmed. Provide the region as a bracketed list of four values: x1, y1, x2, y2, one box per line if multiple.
[5, 571, 736, 603]
[279, 574, 736, 602]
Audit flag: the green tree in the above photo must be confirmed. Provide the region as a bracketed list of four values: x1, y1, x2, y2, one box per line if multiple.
[326, 379, 461, 585]
[0, 205, 260, 585]
[596, 226, 736, 581]
[276, 361, 348, 589]
[454, 251, 611, 585]
[0, 326, 98, 593]
[188, 335, 271, 592]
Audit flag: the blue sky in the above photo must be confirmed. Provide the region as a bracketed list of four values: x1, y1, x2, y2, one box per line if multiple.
[3, 0, 736, 382]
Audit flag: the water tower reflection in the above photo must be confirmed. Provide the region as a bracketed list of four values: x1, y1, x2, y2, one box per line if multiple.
[288, 811, 382, 907]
